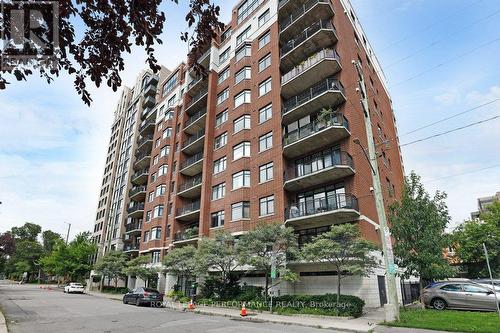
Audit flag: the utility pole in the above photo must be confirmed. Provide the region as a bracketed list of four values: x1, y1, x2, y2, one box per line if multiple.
[353, 60, 399, 321]
[64, 222, 71, 244]
[483, 243, 500, 318]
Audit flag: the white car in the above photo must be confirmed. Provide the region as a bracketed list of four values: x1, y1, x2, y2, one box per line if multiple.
[64, 283, 85, 294]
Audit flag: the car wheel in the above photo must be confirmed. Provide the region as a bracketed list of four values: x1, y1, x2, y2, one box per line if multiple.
[135, 299, 141, 307]
[431, 298, 447, 310]
[123, 298, 128, 304]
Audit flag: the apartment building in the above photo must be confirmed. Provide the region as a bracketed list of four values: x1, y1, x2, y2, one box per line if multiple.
[92, 0, 406, 306]
[470, 191, 500, 220]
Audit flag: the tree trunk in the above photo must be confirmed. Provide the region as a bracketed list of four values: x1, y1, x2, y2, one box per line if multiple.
[336, 273, 341, 303]
[419, 278, 425, 308]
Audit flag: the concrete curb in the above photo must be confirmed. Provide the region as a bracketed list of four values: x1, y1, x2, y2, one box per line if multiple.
[0, 307, 8, 333]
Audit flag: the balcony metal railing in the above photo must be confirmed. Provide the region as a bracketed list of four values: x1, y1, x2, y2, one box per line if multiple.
[279, 0, 332, 33]
[286, 193, 358, 219]
[135, 152, 151, 162]
[174, 226, 199, 242]
[132, 169, 149, 180]
[282, 78, 344, 115]
[181, 152, 203, 170]
[185, 87, 208, 110]
[139, 119, 155, 132]
[129, 186, 147, 197]
[285, 151, 353, 180]
[183, 129, 205, 148]
[187, 75, 204, 91]
[127, 203, 145, 214]
[278, 0, 291, 9]
[282, 48, 340, 85]
[185, 108, 207, 128]
[283, 112, 348, 146]
[280, 19, 335, 57]
[176, 200, 201, 217]
[137, 134, 153, 147]
[179, 175, 203, 193]
[125, 221, 142, 232]
[124, 244, 140, 251]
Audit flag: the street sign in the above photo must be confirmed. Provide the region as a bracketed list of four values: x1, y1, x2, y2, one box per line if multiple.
[271, 253, 277, 279]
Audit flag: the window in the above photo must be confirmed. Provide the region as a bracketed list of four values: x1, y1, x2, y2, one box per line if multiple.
[212, 182, 226, 200]
[259, 132, 273, 152]
[156, 184, 166, 196]
[235, 67, 251, 84]
[153, 205, 164, 218]
[218, 67, 230, 84]
[259, 162, 273, 182]
[150, 172, 156, 182]
[258, 54, 271, 72]
[259, 104, 272, 123]
[167, 95, 176, 107]
[211, 211, 225, 228]
[146, 210, 152, 222]
[259, 78, 272, 96]
[221, 28, 232, 43]
[232, 201, 250, 220]
[217, 88, 229, 105]
[151, 251, 161, 264]
[151, 227, 161, 240]
[236, 26, 251, 46]
[441, 284, 462, 292]
[237, 0, 263, 23]
[258, 10, 270, 27]
[162, 71, 178, 96]
[155, 139, 161, 148]
[259, 31, 270, 48]
[215, 109, 228, 127]
[163, 127, 172, 139]
[165, 110, 174, 120]
[148, 192, 154, 202]
[160, 145, 170, 157]
[153, 155, 159, 165]
[234, 115, 251, 133]
[259, 195, 274, 216]
[219, 47, 230, 63]
[234, 90, 251, 108]
[143, 230, 150, 242]
[214, 132, 228, 149]
[463, 284, 489, 293]
[158, 164, 168, 176]
[232, 170, 251, 189]
[213, 156, 227, 174]
[236, 44, 251, 62]
[233, 141, 251, 160]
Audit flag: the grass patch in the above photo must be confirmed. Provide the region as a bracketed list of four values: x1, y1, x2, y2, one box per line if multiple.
[385, 308, 500, 333]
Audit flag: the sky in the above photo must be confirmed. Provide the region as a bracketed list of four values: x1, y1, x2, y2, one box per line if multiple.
[1, 0, 499, 238]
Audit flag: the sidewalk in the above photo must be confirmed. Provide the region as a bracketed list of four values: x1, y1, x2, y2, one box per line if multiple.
[0, 307, 8, 333]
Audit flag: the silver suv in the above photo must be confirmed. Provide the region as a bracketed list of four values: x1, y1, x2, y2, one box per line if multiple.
[422, 281, 500, 311]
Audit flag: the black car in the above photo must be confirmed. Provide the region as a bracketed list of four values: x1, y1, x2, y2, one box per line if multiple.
[122, 287, 163, 306]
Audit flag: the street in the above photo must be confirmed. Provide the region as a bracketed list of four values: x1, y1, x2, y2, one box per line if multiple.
[0, 281, 340, 333]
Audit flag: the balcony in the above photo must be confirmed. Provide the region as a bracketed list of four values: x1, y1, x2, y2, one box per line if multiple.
[281, 48, 341, 99]
[134, 152, 151, 170]
[173, 225, 200, 244]
[136, 134, 153, 152]
[283, 113, 350, 158]
[180, 152, 204, 176]
[131, 169, 149, 185]
[184, 108, 207, 135]
[141, 107, 153, 120]
[187, 74, 208, 97]
[147, 75, 159, 86]
[143, 95, 156, 109]
[127, 203, 145, 218]
[178, 174, 203, 198]
[185, 87, 208, 115]
[284, 151, 355, 191]
[123, 244, 140, 253]
[279, 0, 334, 40]
[285, 193, 359, 228]
[129, 186, 147, 201]
[182, 129, 205, 155]
[188, 48, 211, 77]
[282, 78, 345, 124]
[280, 19, 338, 72]
[139, 119, 155, 134]
[176, 201, 201, 221]
[125, 220, 142, 234]
[144, 83, 157, 97]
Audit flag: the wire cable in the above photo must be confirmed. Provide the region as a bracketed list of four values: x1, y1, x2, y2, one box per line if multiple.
[426, 163, 500, 183]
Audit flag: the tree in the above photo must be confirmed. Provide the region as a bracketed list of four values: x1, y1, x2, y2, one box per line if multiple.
[124, 255, 159, 286]
[0, 0, 224, 105]
[0, 232, 15, 257]
[7, 223, 44, 281]
[389, 171, 454, 291]
[237, 223, 299, 300]
[301, 224, 378, 302]
[11, 223, 42, 242]
[94, 251, 128, 290]
[452, 201, 500, 277]
[162, 245, 198, 281]
[42, 230, 63, 254]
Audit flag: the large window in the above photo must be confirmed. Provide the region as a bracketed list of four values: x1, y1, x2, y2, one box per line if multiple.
[232, 170, 251, 189]
[233, 115, 251, 133]
[259, 195, 275, 216]
[158, 164, 168, 176]
[214, 132, 228, 149]
[162, 71, 178, 96]
[160, 145, 170, 157]
[218, 67, 230, 85]
[236, 25, 251, 46]
[163, 127, 172, 139]
[215, 109, 228, 127]
[237, 0, 264, 23]
[153, 205, 164, 218]
[236, 44, 251, 62]
[259, 162, 273, 182]
[258, 54, 271, 72]
[211, 211, 225, 228]
[234, 90, 251, 108]
[213, 156, 227, 174]
[258, 10, 270, 28]
[232, 201, 250, 220]
[217, 88, 229, 105]
[233, 141, 251, 160]
[259, 132, 273, 152]
[219, 47, 230, 63]
[259, 78, 272, 96]
[296, 147, 342, 177]
[155, 184, 166, 197]
[212, 182, 226, 200]
[235, 67, 251, 84]
[151, 250, 161, 264]
[151, 227, 162, 240]
[259, 30, 270, 49]
[259, 104, 272, 123]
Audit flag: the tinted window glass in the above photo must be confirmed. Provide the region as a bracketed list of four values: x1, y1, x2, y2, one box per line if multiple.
[463, 284, 488, 293]
[440, 284, 462, 292]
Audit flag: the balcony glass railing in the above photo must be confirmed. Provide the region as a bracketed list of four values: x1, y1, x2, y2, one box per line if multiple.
[183, 129, 205, 148]
[282, 48, 340, 85]
[176, 201, 201, 217]
[185, 108, 207, 128]
[279, 0, 332, 32]
[286, 193, 358, 219]
[132, 169, 149, 180]
[181, 152, 203, 170]
[174, 226, 199, 242]
[282, 78, 344, 115]
[127, 203, 145, 214]
[280, 19, 335, 57]
[187, 75, 205, 91]
[129, 186, 147, 197]
[137, 134, 153, 147]
[179, 175, 203, 193]
[286, 151, 353, 180]
[185, 87, 208, 110]
[124, 244, 140, 251]
[125, 221, 142, 232]
[135, 152, 151, 162]
[139, 119, 155, 132]
[283, 112, 348, 146]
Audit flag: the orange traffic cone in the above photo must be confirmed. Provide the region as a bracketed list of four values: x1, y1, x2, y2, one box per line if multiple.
[240, 303, 247, 317]
[188, 299, 195, 310]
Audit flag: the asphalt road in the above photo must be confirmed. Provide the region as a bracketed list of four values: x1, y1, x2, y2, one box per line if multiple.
[0, 281, 338, 333]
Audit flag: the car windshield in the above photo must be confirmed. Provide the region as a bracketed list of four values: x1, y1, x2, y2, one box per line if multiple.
[71, 283, 83, 287]
[143, 288, 159, 293]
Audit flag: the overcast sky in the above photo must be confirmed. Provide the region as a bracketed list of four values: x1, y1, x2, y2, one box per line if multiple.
[1, 0, 499, 238]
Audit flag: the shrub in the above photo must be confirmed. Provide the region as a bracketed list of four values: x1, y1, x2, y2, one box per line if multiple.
[102, 286, 129, 294]
[235, 285, 264, 302]
[199, 274, 241, 300]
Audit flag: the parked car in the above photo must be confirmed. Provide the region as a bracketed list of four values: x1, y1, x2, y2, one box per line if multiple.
[64, 282, 85, 294]
[474, 279, 500, 292]
[122, 287, 163, 306]
[422, 281, 499, 311]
